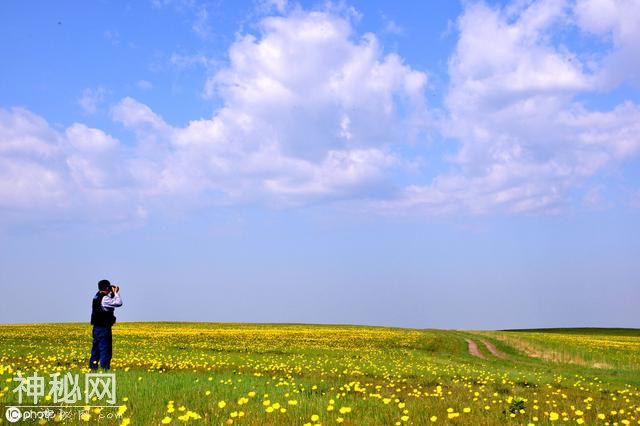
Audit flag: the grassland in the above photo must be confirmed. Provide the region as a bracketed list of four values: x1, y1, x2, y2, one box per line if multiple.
[1, 323, 639, 425]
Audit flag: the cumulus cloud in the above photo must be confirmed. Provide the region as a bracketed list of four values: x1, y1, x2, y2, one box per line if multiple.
[112, 97, 170, 132]
[207, 10, 427, 155]
[113, 9, 428, 206]
[2, 2, 640, 222]
[0, 108, 67, 209]
[78, 87, 107, 115]
[258, 0, 288, 14]
[0, 107, 146, 223]
[574, 0, 640, 88]
[0, 7, 428, 221]
[386, 0, 640, 215]
[382, 15, 403, 35]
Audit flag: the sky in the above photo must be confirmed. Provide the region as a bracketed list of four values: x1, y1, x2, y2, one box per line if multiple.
[1, 0, 639, 329]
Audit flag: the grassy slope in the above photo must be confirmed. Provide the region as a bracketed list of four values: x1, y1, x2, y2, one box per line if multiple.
[474, 328, 640, 382]
[503, 328, 640, 336]
[0, 323, 639, 425]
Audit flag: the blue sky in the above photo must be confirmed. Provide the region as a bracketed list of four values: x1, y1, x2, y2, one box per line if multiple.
[1, 0, 639, 328]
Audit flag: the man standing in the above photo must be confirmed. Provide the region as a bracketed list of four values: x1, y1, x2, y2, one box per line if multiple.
[90, 279, 123, 370]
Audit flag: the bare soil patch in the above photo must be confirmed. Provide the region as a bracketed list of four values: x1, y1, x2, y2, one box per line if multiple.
[480, 339, 508, 359]
[465, 338, 485, 359]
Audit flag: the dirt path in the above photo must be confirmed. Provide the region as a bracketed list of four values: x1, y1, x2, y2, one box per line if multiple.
[480, 339, 508, 359]
[465, 338, 485, 359]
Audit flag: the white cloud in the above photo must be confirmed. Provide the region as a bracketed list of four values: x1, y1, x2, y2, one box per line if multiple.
[0, 108, 67, 209]
[0, 157, 68, 210]
[63, 123, 130, 191]
[137, 80, 153, 90]
[258, 0, 288, 14]
[206, 10, 428, 155]
[0, 107, 144, 221]
[3, 2, 640, 221]
[0, 107, 61, 157]
[386, 0, 640, 215]
[192, 5, 211, 39]
[66, 123, 118, 153]
[0, 7, 427, 218]
[7, 6, 424, 218]
[78, 87, 107, 115]
[112, 97, 170, 132]
[382, 15, 403, 35]
[169, 52, 217, 70]
[447, 0, 589, 115]
[120, 9, 428, 205]
[574, 0, 640, 88]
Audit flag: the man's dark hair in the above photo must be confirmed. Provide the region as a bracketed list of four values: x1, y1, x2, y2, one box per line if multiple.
[98, 279, 111, 291]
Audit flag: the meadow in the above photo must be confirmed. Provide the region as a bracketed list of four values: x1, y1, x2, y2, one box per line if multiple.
[1, 323, 639, 425]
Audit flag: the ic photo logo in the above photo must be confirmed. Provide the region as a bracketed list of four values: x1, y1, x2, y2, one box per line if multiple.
[5, 406, 21, 423]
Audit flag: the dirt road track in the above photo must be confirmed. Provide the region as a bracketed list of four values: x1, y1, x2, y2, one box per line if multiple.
[464, 336, 509, 360]
[465, 338, 485, 359]
[480, 339, 508, 359]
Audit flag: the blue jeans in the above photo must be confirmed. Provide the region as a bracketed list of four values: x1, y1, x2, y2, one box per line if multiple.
[89, 326, 112, 369]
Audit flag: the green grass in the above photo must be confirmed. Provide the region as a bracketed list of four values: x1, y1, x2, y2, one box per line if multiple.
[1, 323, 639, 425]
[479, 328, 640, 377]
[503, 328, 640, 336]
